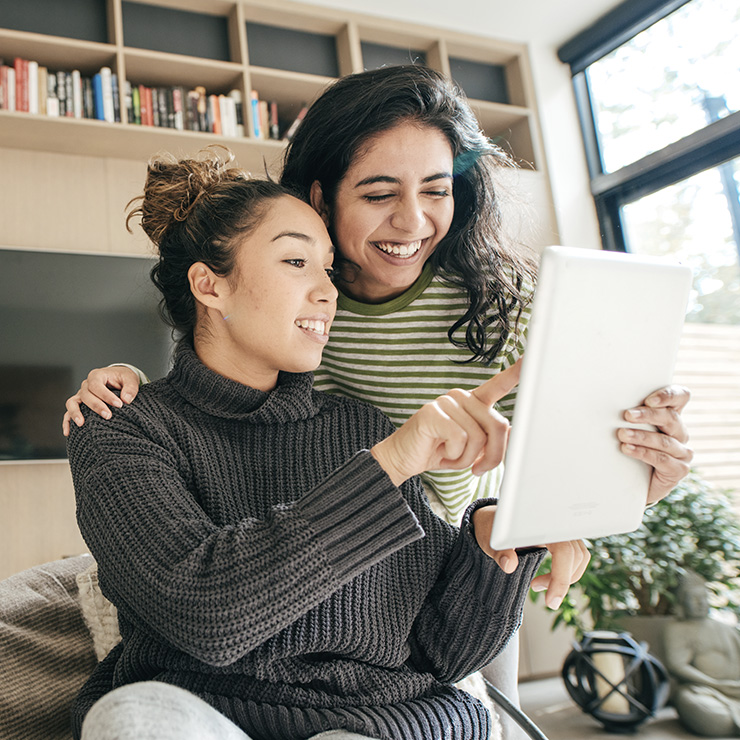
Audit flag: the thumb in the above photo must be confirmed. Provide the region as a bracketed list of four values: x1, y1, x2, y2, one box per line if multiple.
[471, 358, 523, 407]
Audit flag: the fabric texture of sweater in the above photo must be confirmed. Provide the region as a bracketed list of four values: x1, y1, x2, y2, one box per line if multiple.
[314, 265, 532, 524]
[68, 342, 543, 740]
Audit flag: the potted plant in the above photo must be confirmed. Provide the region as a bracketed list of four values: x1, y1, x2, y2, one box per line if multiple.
[535, 472, 740, 644]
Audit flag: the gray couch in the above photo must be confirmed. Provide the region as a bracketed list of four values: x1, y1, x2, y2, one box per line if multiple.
[0, 556, 98, 740]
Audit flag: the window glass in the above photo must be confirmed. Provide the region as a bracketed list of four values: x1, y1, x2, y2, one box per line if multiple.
[587, 0, 740, 173]
[621, 158, 740, 324]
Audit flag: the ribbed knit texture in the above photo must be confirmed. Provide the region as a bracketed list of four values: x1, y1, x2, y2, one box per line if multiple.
[314, 266, 532, 525]
[67, 342, 543, 740]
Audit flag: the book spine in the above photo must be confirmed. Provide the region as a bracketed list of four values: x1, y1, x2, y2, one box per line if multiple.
[208, 93, 222, 134]
[56, 70, 67, 116]
[46, 71, 58, 116]
[71, 69, 83, 118]
[269, 100, 279, 140]
[227, 89, 244, 137]
[27, 60, 39, 114]
[92, 73, 105, 120]
[37, 65, 47, 115]
[111, 73, 120, 123]
[99, 67, 114, 123]
[172, 86, 184, 131]
[83, 77, 94, 118]
[14, 58, 28, 112]
[144, 86, 153, 127]
[131, 84, 140, 125]
[0, 65, 9, 110]
[250, 89, 260, 138]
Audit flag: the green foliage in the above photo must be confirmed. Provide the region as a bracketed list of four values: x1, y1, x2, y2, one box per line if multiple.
[532, 472, 740, 639]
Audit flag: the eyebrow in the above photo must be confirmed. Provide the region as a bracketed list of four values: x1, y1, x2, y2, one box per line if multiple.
[354, 172, 453, 188]
[271, 231, 313, 243]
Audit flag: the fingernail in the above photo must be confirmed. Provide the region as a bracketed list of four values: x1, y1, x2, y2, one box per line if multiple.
[75, 416, 83, 426]
[627, 409, 643, 419]
[547, 596, 563, 610]
[102, 410, 111, 420]
[500, 555, 510, 571]
[531, 583, 546, 592]
[121, 393, 133, 404]
[623, 428, 636, 438]
[623, 443, 636, 451]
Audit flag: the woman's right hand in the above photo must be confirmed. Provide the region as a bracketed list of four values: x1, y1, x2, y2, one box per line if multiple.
[371, 361, 521, 487]
[62, 366, 141, 436]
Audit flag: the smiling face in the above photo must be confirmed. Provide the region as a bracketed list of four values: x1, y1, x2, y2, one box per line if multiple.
[195, 195, 337, 390]
[320, 121, 455, 304]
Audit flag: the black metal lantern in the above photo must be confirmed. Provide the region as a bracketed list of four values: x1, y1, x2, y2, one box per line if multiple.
[562, 630, 670, 733]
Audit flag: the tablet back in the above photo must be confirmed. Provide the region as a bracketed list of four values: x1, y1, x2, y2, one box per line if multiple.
[489, 246, 692, 550]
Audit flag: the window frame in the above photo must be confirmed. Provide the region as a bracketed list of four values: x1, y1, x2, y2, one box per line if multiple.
[558, 0, 740, 252]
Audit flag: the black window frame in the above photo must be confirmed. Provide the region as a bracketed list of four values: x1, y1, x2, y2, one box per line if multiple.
[558, 0, 740, 253]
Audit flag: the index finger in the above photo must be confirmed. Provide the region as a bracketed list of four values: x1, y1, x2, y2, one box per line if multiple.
[471, 358, 523, 407]
[643, 384, 690, 412]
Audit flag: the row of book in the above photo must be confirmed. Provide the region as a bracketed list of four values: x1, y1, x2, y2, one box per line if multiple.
[0, 57, 308, 140]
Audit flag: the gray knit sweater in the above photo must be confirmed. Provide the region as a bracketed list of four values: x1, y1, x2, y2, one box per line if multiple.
[67, 342, 543, 740]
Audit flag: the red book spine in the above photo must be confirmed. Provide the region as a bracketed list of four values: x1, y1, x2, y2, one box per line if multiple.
[14, 57, 28, 112]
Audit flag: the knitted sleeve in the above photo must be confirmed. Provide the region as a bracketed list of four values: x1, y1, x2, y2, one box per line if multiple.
[406, 499, 545, 683]
[67, 410, 423, 668]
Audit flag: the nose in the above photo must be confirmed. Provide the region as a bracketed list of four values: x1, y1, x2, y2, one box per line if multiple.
[390, 195, 426, 233]
[312, 267, 339, 304]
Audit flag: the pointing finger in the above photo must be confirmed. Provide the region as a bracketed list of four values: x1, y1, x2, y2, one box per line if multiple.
[471, 358, 523, 407]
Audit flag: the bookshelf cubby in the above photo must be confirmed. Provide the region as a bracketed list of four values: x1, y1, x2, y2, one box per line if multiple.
[0, 0, 547, 172]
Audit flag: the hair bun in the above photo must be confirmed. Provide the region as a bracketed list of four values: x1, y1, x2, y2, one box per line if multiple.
[127, 146, 247, 246]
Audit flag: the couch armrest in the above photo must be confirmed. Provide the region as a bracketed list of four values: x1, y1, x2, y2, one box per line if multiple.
[0, 555, 97, 740]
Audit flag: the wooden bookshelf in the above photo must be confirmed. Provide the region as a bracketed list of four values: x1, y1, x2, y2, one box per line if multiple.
[0, 0, 547, 172]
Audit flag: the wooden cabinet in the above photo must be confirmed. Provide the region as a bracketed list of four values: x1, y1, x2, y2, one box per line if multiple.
[0, 0, 547, 173]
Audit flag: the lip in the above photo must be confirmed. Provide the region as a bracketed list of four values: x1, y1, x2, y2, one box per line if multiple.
[295, 316, 332, 345]
[371, 237, 432, 264]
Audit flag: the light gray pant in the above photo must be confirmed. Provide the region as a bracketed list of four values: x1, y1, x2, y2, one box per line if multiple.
[80, 681, 375, 740]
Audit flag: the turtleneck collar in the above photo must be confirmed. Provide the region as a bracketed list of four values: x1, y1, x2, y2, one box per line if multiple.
[166, 342, 322, 423]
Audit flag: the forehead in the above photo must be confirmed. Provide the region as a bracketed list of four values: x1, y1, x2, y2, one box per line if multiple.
[349, 122, 454, 176]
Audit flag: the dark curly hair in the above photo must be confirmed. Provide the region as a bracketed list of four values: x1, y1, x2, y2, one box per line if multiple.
[280, 64, 537, 365]
[126, 147, 291, 342]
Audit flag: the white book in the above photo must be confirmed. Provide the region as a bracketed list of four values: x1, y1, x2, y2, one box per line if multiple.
[27, 60, 38, 114]
[71, 70, 83, 118]
[99, 66, 114, 123]
[7, 67, 15, 111]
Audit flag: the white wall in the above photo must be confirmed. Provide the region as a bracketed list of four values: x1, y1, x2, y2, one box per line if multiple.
[291, 0, 624, 250]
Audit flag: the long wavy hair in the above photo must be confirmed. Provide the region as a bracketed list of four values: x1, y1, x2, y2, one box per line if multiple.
[280, 64, 537, 365]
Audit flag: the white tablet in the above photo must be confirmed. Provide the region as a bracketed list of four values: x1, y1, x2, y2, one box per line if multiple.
[489, 246, 692, 550]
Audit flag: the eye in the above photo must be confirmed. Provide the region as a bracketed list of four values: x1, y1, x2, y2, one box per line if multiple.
[284, 258, 306, 268]
[425, 189, 451, 199]
[362, 193, 394, 203]
[325, 267, 336, 279]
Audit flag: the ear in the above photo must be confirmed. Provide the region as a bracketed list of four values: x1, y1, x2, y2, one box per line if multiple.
[188, 262, 228, 314]
[309, 181, 330, 228]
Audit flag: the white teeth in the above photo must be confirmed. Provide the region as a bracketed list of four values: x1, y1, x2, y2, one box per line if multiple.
[296, 319, 327, 335]
[374, 240, 422, 257]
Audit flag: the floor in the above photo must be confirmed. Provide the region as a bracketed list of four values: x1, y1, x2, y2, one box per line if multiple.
[518, 676, 721, 740]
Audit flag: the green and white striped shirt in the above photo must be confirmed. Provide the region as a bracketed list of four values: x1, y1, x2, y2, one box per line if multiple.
[315, 264, 531, 525]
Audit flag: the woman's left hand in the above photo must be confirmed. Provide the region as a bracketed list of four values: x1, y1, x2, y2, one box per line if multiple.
[471, 507, 590, 610]
[617, 385, 693, 505]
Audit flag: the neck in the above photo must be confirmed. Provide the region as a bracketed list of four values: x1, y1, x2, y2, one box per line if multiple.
[193, 326, 278, 392]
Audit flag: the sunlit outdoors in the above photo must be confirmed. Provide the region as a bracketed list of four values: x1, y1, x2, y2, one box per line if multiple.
[587, 0, 740, 173]
[622, 159, 740, 324]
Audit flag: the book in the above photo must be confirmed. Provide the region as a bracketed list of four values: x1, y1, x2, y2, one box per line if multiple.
[27, 60, 38, 114]
[56, 70, 67, 116]
[14, 58, 28, 112]
[111, 73, 120, 123]
[37, 66, 47, 114]
[227, 89, 244, 137]
[46, 70, 58, 116]
[99, 67, 114, 123]
[282, 103, 308, 141]
[208, 93, 222, 134]
[269, 100, 279, 140]
[250, 90, 260, 138]
[92, 73, 104, 120]
[71, 69, 82, 118]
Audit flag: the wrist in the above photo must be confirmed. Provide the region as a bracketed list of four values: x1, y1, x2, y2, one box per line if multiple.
[370, 438, 408, 487]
